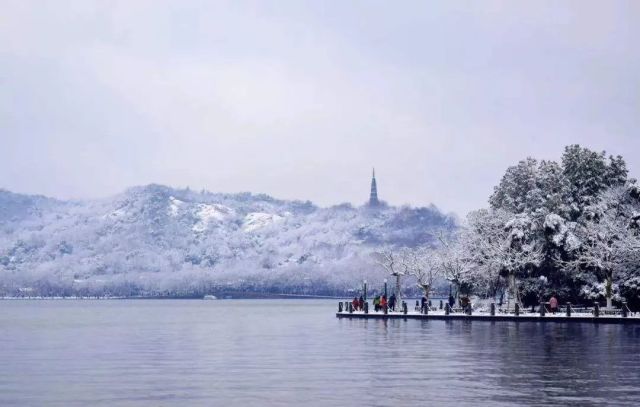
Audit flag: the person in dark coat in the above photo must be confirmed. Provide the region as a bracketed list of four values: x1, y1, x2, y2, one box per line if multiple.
[358, 296, 364, 311]
[460, 296, 471, 313]
[389, 294, 396, 311]
[420, 295, 427, 312]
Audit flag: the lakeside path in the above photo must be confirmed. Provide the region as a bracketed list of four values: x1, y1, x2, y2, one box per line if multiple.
[337, 309, 640, 324]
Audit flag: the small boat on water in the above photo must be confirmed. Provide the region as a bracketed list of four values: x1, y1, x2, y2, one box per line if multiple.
[203, 295, 218, 300]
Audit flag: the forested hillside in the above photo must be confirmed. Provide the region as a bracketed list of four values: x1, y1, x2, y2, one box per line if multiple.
[0, 185, 455, 297]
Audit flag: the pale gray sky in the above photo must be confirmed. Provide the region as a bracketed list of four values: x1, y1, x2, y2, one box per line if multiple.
[1, 0, 639, 215]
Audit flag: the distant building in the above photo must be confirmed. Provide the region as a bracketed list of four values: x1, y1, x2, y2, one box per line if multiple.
[369, 168, 379, 206]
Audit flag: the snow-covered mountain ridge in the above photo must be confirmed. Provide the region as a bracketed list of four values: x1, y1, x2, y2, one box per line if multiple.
[0, 184, 455, 297]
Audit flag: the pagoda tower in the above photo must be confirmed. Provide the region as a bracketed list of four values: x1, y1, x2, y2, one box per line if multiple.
[369, 168, 379, 206]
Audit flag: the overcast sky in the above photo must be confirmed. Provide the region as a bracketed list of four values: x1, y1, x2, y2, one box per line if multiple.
[1, 1, 639, 216]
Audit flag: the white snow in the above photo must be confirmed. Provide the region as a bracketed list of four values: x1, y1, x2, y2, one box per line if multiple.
[243, 212, 283, 232]
[168, 196, 184, 217]
[544, 213, 563, 230]
[105, 208, 127, 219]
[193, 203, 235, 232]
[564, 233, 581, 251]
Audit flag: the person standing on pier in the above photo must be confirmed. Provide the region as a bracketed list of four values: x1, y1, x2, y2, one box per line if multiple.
[358, 296, 364, 311]
[380, 295, 388, 312]
[389, 294, 396, 311]
[549, 294, 558, 314]
[461, 296, 471, 313]
[352, 297, 359, 311]
[373, 295, 380, 312]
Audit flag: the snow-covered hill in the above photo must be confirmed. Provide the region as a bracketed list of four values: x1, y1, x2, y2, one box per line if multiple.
[0, 185, 455, 297]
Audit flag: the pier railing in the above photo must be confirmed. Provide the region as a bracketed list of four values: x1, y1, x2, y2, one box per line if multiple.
[338, 300, 634, 318]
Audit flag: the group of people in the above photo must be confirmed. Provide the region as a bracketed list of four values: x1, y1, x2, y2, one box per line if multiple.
[372, 294, 396, 312]
[350, 294, 401, 312]
[350, 292, 562, 314]
[418, 294, 468, 312]
[351, 293, 475, 313]
[351, 296, 365, 311]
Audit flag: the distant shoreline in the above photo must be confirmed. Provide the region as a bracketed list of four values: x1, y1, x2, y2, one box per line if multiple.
[1, 294, 447, 301]
[0, 294, 346, 300]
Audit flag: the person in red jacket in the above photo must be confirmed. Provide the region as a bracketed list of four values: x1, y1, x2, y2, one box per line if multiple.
[352, 297, 359, 311]
[380, 295, 388, 311]
[549, 294, 559, 314]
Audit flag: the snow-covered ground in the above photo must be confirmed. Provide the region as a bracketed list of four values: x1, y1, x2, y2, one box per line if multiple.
[193, 203, 235, 232]
[168, 196, 184, 217]
[242, 212, 284, 232]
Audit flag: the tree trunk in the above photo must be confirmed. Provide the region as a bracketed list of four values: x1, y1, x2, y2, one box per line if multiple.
[605, 273, 613, 309]
[395, 273, 402, 312]
[419, 283, 430, 303]
[508, 273, 519, 311]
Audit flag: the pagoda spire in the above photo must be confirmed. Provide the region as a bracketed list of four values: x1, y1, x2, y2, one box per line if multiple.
[369, 167, 379, 206]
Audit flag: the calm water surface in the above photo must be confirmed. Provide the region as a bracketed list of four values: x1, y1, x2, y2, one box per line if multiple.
[2, 299, 640, 406]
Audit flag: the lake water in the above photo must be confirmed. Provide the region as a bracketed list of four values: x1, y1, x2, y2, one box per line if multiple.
[2, 299, 640, 406]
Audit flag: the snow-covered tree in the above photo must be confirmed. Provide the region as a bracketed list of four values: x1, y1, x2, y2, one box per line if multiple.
[490, 158, 566, 220]
[400, 246, 440, 300]
[433, 230, 478, 299]
[484, 145, 637, 307]
[562, 145, 628, 220]
[467, 209, 544, 308]
[559, 186, 640, 308]
[372, 247, 407, 308]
